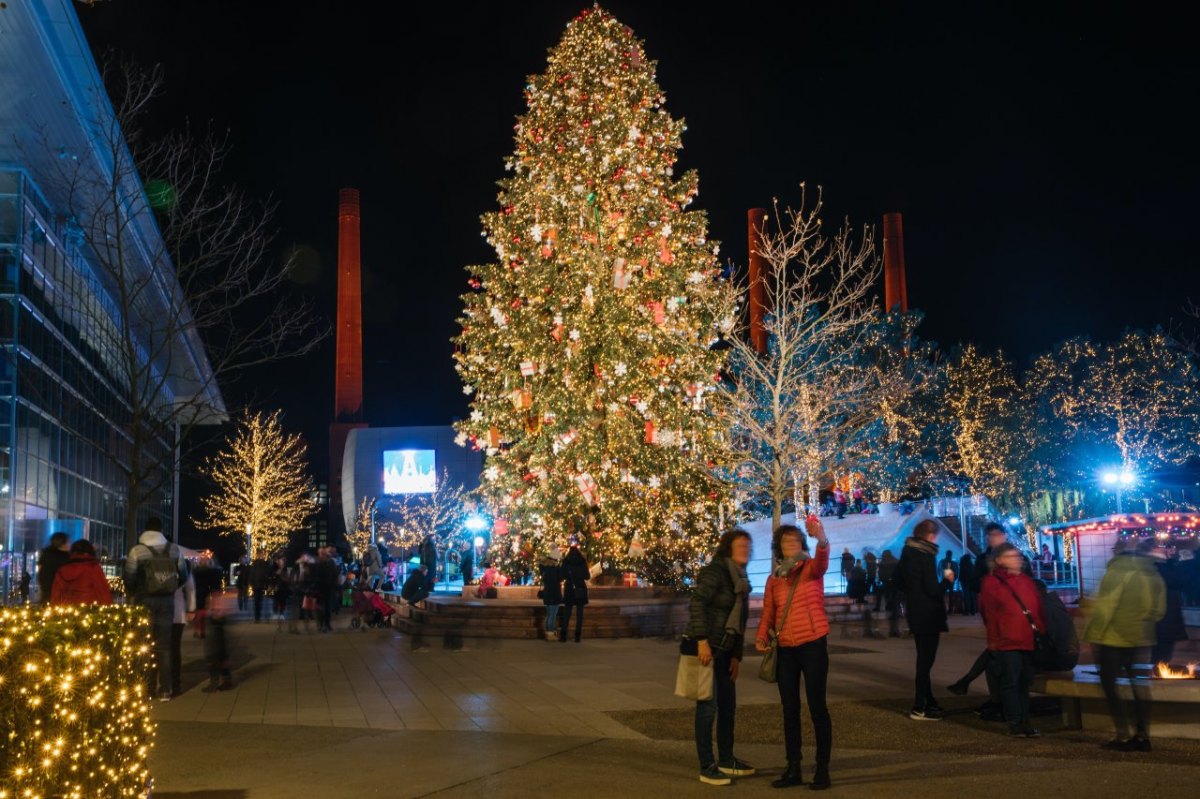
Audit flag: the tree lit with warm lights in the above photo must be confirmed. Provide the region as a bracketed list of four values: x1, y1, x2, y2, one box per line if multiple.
[379, 468, 468, 551]
[195, 410, 316, 558]
[453, 7, 736, 584]
[0, 605, 157, 798]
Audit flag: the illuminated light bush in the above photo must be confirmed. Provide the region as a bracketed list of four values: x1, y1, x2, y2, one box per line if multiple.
[0, 605, 155, 798]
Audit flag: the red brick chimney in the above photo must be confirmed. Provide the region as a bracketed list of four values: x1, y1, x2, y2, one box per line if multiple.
[747, 208, 768, 354]
[882, 212, 908, 314]
[335, 188, 364, 421]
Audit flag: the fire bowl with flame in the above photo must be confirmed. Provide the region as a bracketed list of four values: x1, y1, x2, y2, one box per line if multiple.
[1155, 661, 1200, 680]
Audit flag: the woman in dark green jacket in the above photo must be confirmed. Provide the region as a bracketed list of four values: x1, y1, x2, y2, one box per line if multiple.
[685, 528, 754, 786]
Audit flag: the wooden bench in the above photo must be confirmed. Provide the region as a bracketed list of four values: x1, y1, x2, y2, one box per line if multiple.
[1033, 665, 1200, 740]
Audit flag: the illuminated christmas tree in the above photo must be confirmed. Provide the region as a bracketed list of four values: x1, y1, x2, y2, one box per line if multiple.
[195, 410, 316, 558]
[453, 6, 735, 585]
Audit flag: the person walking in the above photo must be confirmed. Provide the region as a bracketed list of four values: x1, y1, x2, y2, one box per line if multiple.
[755, 519, 832, 790]
[833, 489, 847, 519]
[36, 531, 71, 604]
[896, 519, 947, 720]
[538, 548, 563, 641]
[123, 518, 189, 702]
[686, 529, 754, 786]
[170, 563, 196, 698]
[50, 539, 113, 605]
[560, 542, 589, 643]
[191, 556, 222, 639]
[315, 548, 339, 632]
[959, 552, 977, 616]
[19, 570, 31, 603]
[1083, 540, 1166, 751]
[235, 559, 249, 612]
[949, 523, 1011, 718]
[272, 556, 291, 628]
[979, 543, 1046, 737]
[250, 555, 271, 623]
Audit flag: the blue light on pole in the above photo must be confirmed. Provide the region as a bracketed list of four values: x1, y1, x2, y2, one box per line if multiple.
[464, 515, 490, 533]
[1100, 468, 1136, 513]
[1007, 516, 1021, 527]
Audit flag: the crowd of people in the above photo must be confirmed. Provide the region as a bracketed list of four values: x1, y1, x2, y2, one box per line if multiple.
[681, 515, 1193, 789]
[20, 505, 1198, 788]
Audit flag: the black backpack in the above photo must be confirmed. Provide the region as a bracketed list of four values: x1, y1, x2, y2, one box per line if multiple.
[138, 544, 181, 596]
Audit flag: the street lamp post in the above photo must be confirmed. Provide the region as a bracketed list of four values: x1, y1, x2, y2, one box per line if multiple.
[1101, 469, 1136, 514]
[245, 522, 253, 559]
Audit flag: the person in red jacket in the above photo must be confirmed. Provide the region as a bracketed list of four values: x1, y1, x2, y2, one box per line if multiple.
[755, 516, 832, 790]
[979, 543, 1045, 738]
[50, 539, 113, 606]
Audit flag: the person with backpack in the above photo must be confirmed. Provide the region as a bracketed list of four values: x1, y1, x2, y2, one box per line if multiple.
[123, 518, 189, 702]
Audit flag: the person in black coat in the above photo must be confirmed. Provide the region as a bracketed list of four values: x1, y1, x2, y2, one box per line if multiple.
[895, 520, 948, 720]
[401, 565, 430, 605]
[37, 532, 71, 604]
[959, 552, 977, 615]
[421, 536, 439, 592]
[1152, 550, 1190, 664]
[538, 550, 563, 641]
[559, 544, 589, 643]
[684, 528, 755, 786]
[864, 550, 878, 595]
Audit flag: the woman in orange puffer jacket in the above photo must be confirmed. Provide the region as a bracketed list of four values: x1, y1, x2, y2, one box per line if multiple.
[755, 516, 832, 790]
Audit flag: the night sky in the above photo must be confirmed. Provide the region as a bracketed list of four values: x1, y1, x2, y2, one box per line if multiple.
[76, 1, 1200, 520]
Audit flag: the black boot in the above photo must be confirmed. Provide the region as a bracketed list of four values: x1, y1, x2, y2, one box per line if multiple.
[809, 764, 831, 791]
[771, 764, 803, 788]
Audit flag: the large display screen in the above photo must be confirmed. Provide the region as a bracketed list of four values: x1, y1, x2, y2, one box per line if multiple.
[383, 449, 437, 494]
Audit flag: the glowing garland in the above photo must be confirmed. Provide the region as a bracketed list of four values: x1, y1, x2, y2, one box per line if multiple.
[0, 605, 156, 798]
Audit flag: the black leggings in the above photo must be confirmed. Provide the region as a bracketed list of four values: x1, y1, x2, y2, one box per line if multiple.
[560, 603, 585, 641]
[1095, 644, 1151, 738]
[776, 636, 832, 766]
[913, 633, 941, 710]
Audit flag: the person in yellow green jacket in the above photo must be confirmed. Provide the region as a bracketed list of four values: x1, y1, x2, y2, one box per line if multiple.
[1082, 540, 1166, 752]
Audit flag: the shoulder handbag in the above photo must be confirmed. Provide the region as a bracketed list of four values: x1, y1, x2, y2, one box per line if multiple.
[674, 637, 714, 701]
[997, 578, 1054, 669]
[757, 569, 803, 683]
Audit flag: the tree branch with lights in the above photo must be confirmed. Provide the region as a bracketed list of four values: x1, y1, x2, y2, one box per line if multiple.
[722, 187, 922, 527]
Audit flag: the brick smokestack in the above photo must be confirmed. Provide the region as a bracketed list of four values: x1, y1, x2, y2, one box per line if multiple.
[335, 188, 364, 421]
[882, 212, 908, 314]
[747, 208, 768, 354]
[330, 188, 368, 546]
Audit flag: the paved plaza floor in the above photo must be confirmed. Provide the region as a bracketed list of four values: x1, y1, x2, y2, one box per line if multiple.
[150, 609, 1199, 798]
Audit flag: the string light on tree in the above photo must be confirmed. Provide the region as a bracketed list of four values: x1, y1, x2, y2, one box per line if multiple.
[0, 605, 156, 798]
[452, 6, 736, 585]
[194, 410, 317, 559]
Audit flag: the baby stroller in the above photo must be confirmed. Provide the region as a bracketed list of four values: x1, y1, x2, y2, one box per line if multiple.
[350, 586, 395, 630]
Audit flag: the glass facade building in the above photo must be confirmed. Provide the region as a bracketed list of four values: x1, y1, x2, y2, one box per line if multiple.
[0, 0, 223, 598]
[1, 170, 174, 576]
